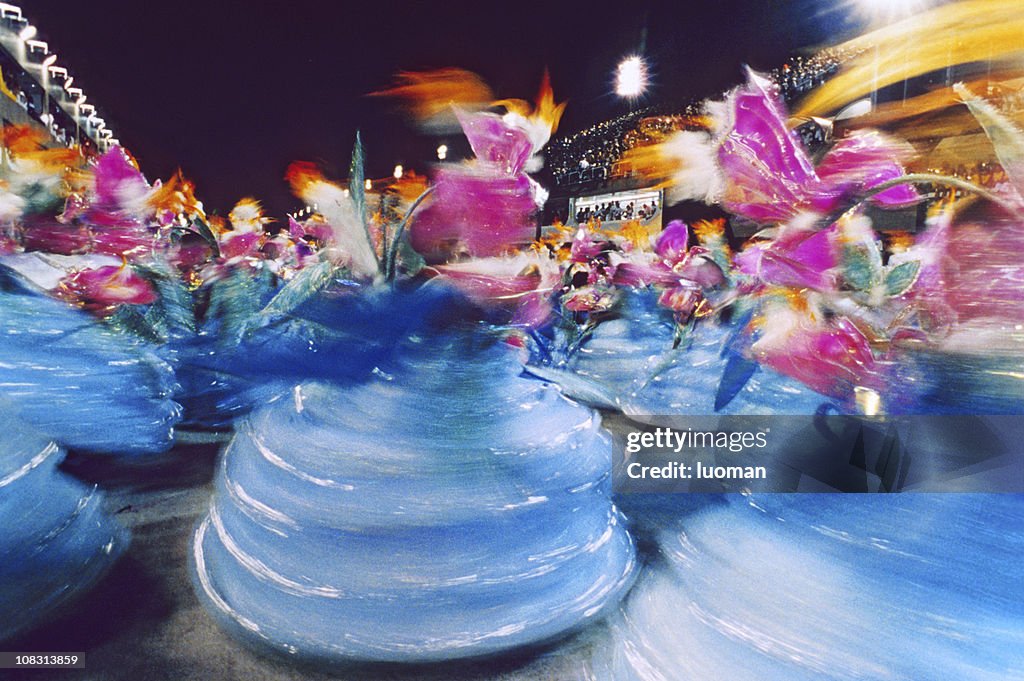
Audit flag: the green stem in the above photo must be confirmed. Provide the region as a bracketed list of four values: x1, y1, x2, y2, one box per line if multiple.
[861, 172, 1020, 215]
[384, 186, 435, 281]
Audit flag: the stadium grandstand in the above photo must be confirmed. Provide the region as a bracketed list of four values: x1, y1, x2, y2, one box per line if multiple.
[541, 45, 898, 234]
[0, 3, 117, 152]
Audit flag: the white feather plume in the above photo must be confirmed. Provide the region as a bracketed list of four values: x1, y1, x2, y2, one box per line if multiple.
[300, 180, 379, 280]
[660, 130, 725, 206]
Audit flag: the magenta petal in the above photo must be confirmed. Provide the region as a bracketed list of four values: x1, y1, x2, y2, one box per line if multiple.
[308, 223, 333, 244]
[60, 265, 157, 307]
[411, 167, 537, 259]
[734, 242, 768, 278]
[676, 255, 726, 288]
[758, 318, 880, 398]
[60, 194, 87, 223]
[172, 240, 214, 270]
[456, 110, 533, 175]
[781, 224, 838, 272]
[22, 221, 92, 255]
[82, 209, 144, 229]
[815, 131, 919, 207]
[737, 226, 839, 291]
[562, 286, 617, 312]
[91, 228, 155, 260]
[718, 71, 823, 223]
[220, 232, 262, 260]
[658, 285, 700, 316]
[569, 229, 605, 263]
[93, 147, 149, 210]
[288, 216, 331, 244]
[612, 261, 678, 287]
[756, 255, 835, 291]
[863, 168, 920, 206]
[929, 218, 1024, 327]
[433, 263, 540, 302]
[654, 220, 689, 261]
[511, 290, 554, 329]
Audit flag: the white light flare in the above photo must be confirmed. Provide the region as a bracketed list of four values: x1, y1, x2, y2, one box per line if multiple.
[615, 56, 647, 99]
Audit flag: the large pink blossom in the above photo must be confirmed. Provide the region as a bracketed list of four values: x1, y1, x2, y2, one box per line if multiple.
[57, 264, 157, 312]
[734, 222, 840, 291]
[752, 303, 884, 399]
[411, 110, 544, 260]
[716, 71, 918, 223]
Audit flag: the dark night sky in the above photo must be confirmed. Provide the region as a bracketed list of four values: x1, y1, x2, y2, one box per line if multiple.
[22, 0, 858, 216]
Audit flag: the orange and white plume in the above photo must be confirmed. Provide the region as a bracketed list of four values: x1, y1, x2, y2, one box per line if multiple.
[370, 68, 494, 133]
[494, 70, 568, 164]
[286, 162, 379, 279]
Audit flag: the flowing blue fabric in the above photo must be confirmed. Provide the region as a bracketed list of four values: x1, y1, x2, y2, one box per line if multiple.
[0, 272, 180, 453]
[0, 413, 127, 641]
[169, 280, 481, 429]
[587, 493, 1024, 680]
[192, 308, 637, 662]
[535, 291, 831, 416]
[541, 291, 1024, 417]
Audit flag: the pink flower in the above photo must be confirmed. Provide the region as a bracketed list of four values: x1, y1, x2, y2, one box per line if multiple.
[288, 216, 332, 245]
[654, 220, 690, 261]
[751, 299, 883, 399]
[612, 220, 725, 322]
[569, 226, 606, 263]
[715, 70, 918, 224]
[171, 236, 215, 274]
[411, 109, 549, 260]
[734, 222, 840, 291]
[457, 109, 534, 176]
[21, 221, 92, 255]
[0, 232, 17, 255]
[57, 264, 157, 312]
[219, 231, 263, 260]
[90, 226, 156, 260]
[411, 166, 539, 259]
[657, 286, 702, 318]
[88, 147, 152, 226]
[562, 285, 617, 313]
[433, 254, 560, 328]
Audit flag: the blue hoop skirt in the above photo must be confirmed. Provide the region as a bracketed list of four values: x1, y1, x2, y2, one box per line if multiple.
[192, 330, 637, 662]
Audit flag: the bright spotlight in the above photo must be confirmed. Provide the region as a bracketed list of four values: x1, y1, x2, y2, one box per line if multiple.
[436, 144, 448, 161]
[615, 56, 647, 98]
[854, 0, 929, 23]
[393, 164, 403, 180]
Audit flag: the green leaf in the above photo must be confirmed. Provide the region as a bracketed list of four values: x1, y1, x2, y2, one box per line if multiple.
[259, 259, 336, 319]
[714, 352, 759, 412]
[884, 260, 920, 297]
[206, 268, 266, 340]
[188, 217, 221, 258]
[394, 238, 426, 278]
[349, 131, 366, 224]
[385, 185, 434, 279]
[843, 243, 879, 291]
[134, 261, 197, 334]
[105, 304, 163, 343]
[348, 131, 380, 272]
